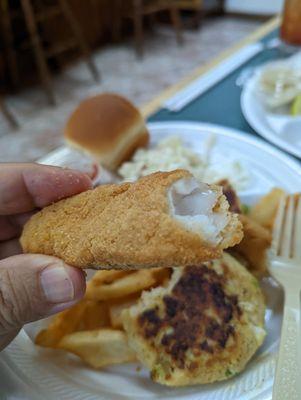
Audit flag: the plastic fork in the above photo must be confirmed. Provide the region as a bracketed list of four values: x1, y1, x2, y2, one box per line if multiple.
[268, 195, 301, 400]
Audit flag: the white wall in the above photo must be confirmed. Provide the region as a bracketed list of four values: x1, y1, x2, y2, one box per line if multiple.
[225, 0, 284, 15]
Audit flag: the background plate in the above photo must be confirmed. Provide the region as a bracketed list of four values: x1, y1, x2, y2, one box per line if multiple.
[241, 72, 301, 159]
[3, 121, 301, 400]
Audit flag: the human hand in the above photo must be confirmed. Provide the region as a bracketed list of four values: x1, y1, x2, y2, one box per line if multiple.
[0, 163, 92, 350]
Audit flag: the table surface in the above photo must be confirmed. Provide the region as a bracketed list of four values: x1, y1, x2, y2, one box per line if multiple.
[0, 16, 280, 400]
[142, 16, 280, 120]
[148, 28, 280, 133]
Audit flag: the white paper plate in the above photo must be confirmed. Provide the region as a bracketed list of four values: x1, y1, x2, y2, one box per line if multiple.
[3, 121, 301, 400]
[241, 71, 301, 158]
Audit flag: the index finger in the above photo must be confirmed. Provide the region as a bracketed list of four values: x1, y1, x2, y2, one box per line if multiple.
[0, 163, 92, 215]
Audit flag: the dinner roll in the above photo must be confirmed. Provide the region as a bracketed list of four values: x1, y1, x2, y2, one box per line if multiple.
[64, 93, 149, 170]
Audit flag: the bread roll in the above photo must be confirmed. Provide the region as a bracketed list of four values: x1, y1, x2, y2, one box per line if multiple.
[64, 93, 149, 170]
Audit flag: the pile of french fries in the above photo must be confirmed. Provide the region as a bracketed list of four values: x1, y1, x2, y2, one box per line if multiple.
[36, 268, 171, 368]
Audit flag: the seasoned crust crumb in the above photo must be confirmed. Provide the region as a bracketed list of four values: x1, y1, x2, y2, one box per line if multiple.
[21, 170, 243, 270]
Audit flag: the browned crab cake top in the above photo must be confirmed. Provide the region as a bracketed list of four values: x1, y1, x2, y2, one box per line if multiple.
[122, 253, 266, 386]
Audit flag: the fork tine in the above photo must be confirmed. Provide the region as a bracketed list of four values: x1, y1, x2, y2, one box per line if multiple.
[293, 195, 301, 260]
[280, 195, 294, 258]
[271, 195, 286, 256]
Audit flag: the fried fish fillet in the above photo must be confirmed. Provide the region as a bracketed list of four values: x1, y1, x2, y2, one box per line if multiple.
[122, 253, 266, 386]
[20, 170, 242, 270]
[216, 179, 242, 214]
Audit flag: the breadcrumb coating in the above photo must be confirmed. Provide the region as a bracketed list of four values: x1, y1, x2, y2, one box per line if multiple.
[21, 170, 243, 270]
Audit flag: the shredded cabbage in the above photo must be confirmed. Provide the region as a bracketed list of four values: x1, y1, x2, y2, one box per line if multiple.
[118, 135, 249, 191]
[258, 53, 301, 108]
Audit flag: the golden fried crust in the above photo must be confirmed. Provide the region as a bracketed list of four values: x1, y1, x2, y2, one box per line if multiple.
[122, 253, 266, 386]
[20, 170, 242, 270]
[217, 179, 241, 213]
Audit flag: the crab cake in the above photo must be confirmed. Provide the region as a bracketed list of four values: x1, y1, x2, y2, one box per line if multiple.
[122, 253, 265, 386]
[20, 170, 242, 270]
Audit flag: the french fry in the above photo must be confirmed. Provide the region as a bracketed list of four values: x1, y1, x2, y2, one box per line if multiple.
[78, 301, 110, 331]
[109, 295, 139, 329]
[90, 270, 130, 285]
[35, 301, 88, 348]
[85, 269, 157, 301]
[233, 214, 271, 277]
[249, 188, 285, 230]
[151, 267, 172, 284]
[57, 329, 136, 368]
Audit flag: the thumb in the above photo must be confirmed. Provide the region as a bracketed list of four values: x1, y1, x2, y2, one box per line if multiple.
[0, 254, 85, 350]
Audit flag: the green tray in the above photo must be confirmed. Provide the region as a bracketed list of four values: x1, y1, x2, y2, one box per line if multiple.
[149, 30, 283, 138]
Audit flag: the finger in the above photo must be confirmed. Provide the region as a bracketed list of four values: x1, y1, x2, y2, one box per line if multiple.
[0, 212, 36, 241]
[0, 163, 92, 215]
[10, 211, 36, 227]
[0, 216, 19, 241]
[0, 239, 22, 260]
[0, 254, 86, 350]
[0, 329, 20, 350]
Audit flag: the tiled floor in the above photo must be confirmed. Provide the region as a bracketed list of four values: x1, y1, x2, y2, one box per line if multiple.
[0, 15, 264, 162]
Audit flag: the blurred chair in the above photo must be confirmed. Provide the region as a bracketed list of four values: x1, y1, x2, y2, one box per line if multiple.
[0, 1, 19, 89]
[113, 0, 183, 58]
[176, 0, 203, 28]
[0, 0, 99, 105]
[0, 96, 19, 129]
